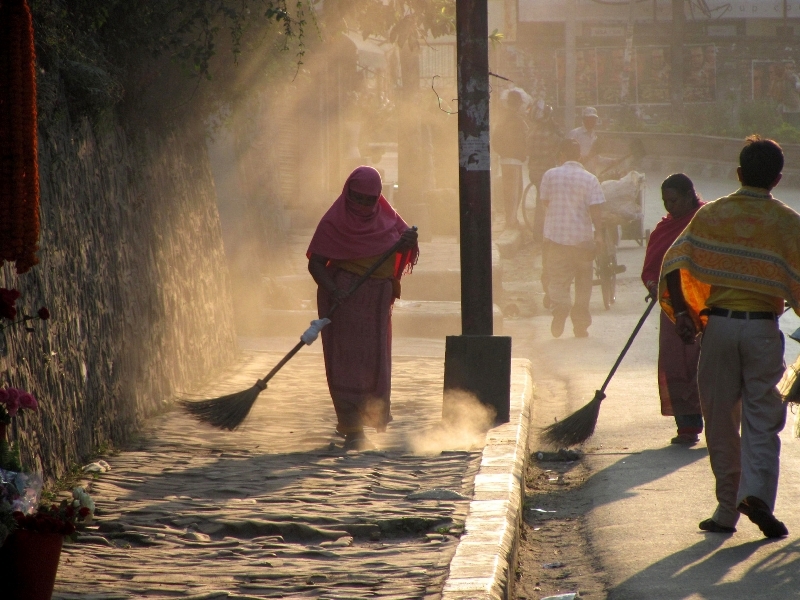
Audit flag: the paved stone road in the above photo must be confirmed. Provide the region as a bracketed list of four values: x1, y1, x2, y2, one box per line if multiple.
[53, 347, 485, 600]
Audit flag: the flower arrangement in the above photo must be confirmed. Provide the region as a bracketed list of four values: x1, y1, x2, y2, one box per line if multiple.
[0, 287, 50, 332]
[0, 0, 40, 274]
[0, 475, 95, 547]
[0, 387, 38, 426]
[12, 487, 95, 540]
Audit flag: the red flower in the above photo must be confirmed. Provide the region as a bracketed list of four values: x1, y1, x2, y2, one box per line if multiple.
[0, 388, 21, 416]
[37, 306, 49, 320]
[0, 288, 20, 320]
[17, 391, 37, 410]
[78, 506, 90, 518]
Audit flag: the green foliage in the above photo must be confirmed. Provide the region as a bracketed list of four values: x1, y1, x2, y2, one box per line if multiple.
[0, 440, 23, 472]
[769, 121, 800, 144]
[30, 0, 313, 122]
[326, 0, 455, 49]
[739, 99, 784, 138]
[684, 102, 739, 138]
[609, 99, 800, 146]
[29, 0, 455, 126]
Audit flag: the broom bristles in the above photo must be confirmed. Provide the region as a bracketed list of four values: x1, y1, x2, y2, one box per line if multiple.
[181, 385, 264, 431]
[540, 390, 605, 447]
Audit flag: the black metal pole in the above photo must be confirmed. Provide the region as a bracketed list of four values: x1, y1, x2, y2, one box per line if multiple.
[456, 0, 493, 335]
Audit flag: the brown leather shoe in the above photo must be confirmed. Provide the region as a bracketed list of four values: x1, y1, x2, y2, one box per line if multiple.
[737, 496, 788, 538]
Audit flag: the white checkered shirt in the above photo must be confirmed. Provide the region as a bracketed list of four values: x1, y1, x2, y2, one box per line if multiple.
[540, 161, 605, 246]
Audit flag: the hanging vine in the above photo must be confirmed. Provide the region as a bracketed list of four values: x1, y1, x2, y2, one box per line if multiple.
[0, 0, 40, 274]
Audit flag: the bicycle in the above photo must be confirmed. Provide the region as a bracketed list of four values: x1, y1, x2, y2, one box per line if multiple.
[594, 223, 625, 310]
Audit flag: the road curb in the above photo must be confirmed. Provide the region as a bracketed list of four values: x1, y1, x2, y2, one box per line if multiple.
[442, 358, 533, 600]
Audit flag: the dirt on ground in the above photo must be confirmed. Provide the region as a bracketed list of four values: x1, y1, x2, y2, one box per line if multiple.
[515, 454, 609, 600]
[499, 233, 610, 600]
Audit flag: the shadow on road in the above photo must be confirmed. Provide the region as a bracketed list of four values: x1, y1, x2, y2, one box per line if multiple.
[585, 445, 708, 509]
[609, 536, 800, 599]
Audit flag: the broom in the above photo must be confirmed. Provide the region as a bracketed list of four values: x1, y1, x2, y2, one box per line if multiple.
[541, 294, 658, 447]
[182, 228, 416, 430]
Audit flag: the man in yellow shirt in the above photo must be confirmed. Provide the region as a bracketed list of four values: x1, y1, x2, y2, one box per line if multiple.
[660, 136, 800, 538]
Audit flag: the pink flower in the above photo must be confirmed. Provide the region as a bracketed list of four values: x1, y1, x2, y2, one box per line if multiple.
[2, 389, 20, 417]
[18, 392, 37, 410]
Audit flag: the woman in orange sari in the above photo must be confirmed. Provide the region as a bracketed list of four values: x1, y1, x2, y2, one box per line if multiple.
[307, 166, 418, 450]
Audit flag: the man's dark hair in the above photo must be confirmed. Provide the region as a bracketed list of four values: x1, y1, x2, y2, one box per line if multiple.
[739, 135, 783, 188]
[661, 173, 701, 206]
[559, 138, 581, 162]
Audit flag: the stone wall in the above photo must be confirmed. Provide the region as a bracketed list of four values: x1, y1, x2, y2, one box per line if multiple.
[0, 114, 237, 480]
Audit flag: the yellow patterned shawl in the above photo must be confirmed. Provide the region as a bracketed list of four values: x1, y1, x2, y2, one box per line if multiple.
[658, 187, 800, 329]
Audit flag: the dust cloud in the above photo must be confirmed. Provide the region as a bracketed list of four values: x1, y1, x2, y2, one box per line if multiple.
[407, 390, 496, 454]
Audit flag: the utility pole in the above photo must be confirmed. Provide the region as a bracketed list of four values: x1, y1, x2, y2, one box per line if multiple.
[564, 0, 577, 130]
[443, 0, 511, 425]
[456, 0, 492, 335]
[670, 0, 685, 120]
[620, 0, 635, 103]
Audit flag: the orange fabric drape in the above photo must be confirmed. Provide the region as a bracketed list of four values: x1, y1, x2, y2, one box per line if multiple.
[0, 0, 40, 273]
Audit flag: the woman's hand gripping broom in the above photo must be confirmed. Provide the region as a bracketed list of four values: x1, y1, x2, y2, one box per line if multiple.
[181, 228, 416, 430]
[540, 293, 658, 447]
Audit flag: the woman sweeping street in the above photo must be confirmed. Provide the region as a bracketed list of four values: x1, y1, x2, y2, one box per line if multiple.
[641, 174, 705, 445]
[307, 166, 419, 450]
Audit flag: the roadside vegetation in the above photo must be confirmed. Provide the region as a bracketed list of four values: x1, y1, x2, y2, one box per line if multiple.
[608, 99, 800, 145]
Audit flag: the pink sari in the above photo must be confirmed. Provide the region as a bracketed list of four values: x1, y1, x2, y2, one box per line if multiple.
[307, 166, 417, 434]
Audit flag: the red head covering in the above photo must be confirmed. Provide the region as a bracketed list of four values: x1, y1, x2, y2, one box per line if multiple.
[307, 166, 418, 277]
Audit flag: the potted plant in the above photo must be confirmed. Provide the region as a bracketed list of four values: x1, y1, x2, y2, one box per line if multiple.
[0, 386, 94, 600]
[0, 478, 95, 600]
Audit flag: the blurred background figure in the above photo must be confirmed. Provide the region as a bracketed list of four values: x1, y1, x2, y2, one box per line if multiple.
[528, 100, 564, 244]
[568, 106, 600, 173]
[494, 90, 529, 230]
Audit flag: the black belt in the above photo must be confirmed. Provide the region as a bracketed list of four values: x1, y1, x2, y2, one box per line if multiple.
[705, 307, 777, 321]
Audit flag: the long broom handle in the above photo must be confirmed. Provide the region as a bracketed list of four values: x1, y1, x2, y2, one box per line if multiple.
[327, 226, 418, 318]
[257, 227, 417, 387]
[598, 295, 657, 394]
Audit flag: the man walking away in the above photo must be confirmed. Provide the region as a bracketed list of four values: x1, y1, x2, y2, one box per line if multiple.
[659, 136, 800, 538]
[568, 106, 600, 174]
[540, 138, 605, 338]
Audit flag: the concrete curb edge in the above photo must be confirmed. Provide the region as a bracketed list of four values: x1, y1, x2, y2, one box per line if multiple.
[442, 358, 534, 600]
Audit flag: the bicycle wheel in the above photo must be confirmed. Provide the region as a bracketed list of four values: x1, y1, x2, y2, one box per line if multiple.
[603, 256, 617, 309]
[521, 182, 538, 235]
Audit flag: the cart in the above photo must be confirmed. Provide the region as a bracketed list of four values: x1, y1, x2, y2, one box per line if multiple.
[593, 171, 649, 309]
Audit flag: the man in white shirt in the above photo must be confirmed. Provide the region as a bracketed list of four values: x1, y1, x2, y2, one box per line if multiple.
[568, 106, 599, 173]
[539, 138, 605, 338]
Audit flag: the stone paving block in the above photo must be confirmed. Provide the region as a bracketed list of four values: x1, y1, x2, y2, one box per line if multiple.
[51, 350, 532, 600]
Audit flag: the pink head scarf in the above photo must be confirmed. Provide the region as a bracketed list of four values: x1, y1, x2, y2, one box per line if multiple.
[307, 166, 418, 277]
